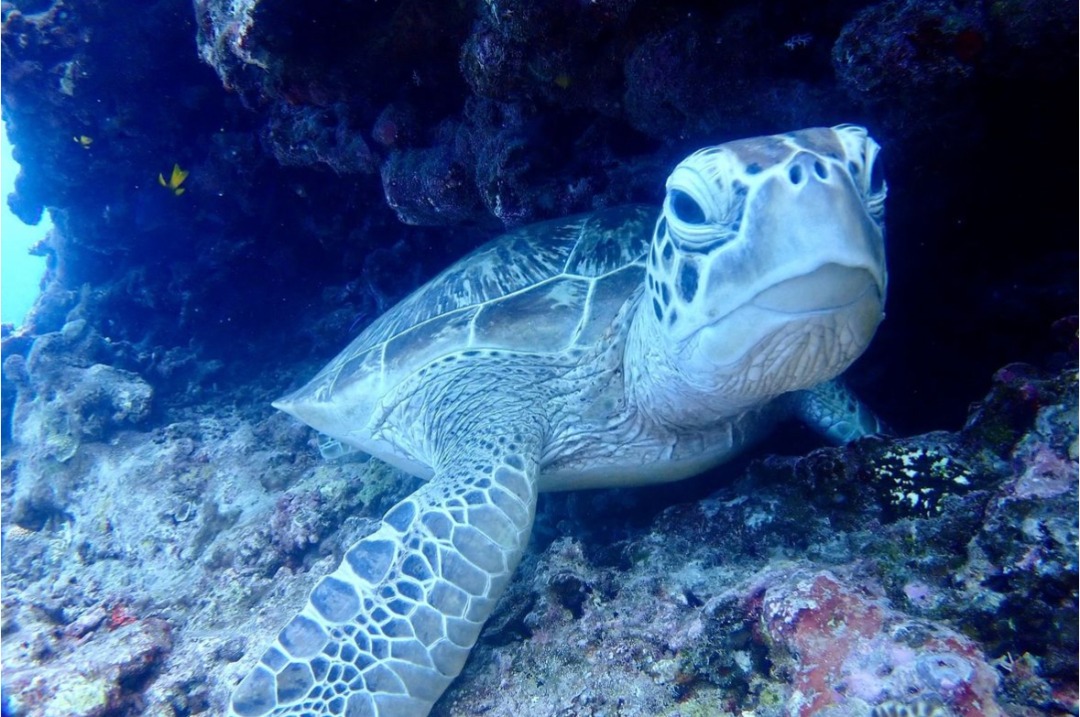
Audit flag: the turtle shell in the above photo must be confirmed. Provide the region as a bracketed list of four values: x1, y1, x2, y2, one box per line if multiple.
[308, 204, 655, 402]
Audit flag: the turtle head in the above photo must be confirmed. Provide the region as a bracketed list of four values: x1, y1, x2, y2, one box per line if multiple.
[629, 125, 887, 424]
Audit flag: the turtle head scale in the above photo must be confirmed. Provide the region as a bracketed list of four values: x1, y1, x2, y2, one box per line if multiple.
[628, 124, 888, 426]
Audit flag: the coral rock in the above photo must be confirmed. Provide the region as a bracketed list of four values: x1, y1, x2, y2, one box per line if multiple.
[3, 618, 172, 717]
[760, 570, 1003, 717]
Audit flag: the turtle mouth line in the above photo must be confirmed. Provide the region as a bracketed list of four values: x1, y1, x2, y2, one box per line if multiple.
[750, 264, 878, 315]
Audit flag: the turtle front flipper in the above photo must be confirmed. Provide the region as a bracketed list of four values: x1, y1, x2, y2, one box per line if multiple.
[229, 426, 542, 717]
[785, 379, 890, 444]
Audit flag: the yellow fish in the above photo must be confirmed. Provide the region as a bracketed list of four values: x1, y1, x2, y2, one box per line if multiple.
[158, 163, 189, 196]
[73, 135, 93, 149]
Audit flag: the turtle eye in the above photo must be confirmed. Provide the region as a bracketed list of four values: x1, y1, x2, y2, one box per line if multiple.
[670, 189, 706, 225]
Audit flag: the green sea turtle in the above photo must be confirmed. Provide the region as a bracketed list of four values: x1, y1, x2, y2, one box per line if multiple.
[230, 124, 888, 717]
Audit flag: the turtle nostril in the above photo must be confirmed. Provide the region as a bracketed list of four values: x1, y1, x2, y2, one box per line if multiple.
[813, 160, 828, 180]
[788, 165, 803, 185]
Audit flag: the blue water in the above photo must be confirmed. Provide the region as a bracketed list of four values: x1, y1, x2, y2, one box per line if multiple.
[1, 127, 48, 327]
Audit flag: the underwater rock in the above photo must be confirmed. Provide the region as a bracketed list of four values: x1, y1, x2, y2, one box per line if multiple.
[459, 27, 531, 102]
[3, 615, 172, 717]
[964, 368, 1079, 682]
[984, 0, 1079, 82]
[459, 0, 633, 111]
[0, 329, 1075, 716]
[832, 0, 990, 138]
[759, 569, 1001, 716]
[371, 103, 420, 150]
[263, 103, 376, 175]
[194, 0, 471, 112]
[426, 364, 1076, 716]
[381, 139, 486, 226]
[6, 320, 153, 482]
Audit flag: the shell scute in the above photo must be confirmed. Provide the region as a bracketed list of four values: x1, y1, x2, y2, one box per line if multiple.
[381, 306, 480, 382]
[473, 276, 591, 352]
[563, 205, 654, 278]
[352, 216, 590, 361]
[573, 265, 647, 346]
[306, 206, 655, 408]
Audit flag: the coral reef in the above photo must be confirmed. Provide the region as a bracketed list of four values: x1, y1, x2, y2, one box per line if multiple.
[759, 570, 1000, 716]
[2, 0, 1075, 430]
[6, 319, 153, 467]
[2, 351, 1073, 714]
[833, 1, 987, 119]
[3, 612, 172, 717]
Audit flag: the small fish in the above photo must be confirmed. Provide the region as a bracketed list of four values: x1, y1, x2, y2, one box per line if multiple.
[158, 163, 189, 196]
[783, 33, 813, 51]
[73, 135, 93, 149]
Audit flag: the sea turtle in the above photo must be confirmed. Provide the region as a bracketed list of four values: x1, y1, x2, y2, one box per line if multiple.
[230, 124, 888, 717]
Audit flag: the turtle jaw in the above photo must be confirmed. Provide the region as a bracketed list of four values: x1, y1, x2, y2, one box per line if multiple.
[625, 276, 883, 427]
[627, 262, 884, 426]
[693, 265, 884, 390]
[749, 263, 879, 315]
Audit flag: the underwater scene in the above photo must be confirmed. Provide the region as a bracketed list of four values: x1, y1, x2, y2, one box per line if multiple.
[0, 1, 1076, 716]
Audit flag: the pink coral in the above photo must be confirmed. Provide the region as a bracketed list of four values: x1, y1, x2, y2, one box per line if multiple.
[759, 570, 1003, 716]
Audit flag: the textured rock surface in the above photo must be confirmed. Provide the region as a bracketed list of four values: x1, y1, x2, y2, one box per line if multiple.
[2, 0, 1076, 435]
[3, 616, 172, 717]
[2, 352, 1075, 714]
[6, 319, 153, 466]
